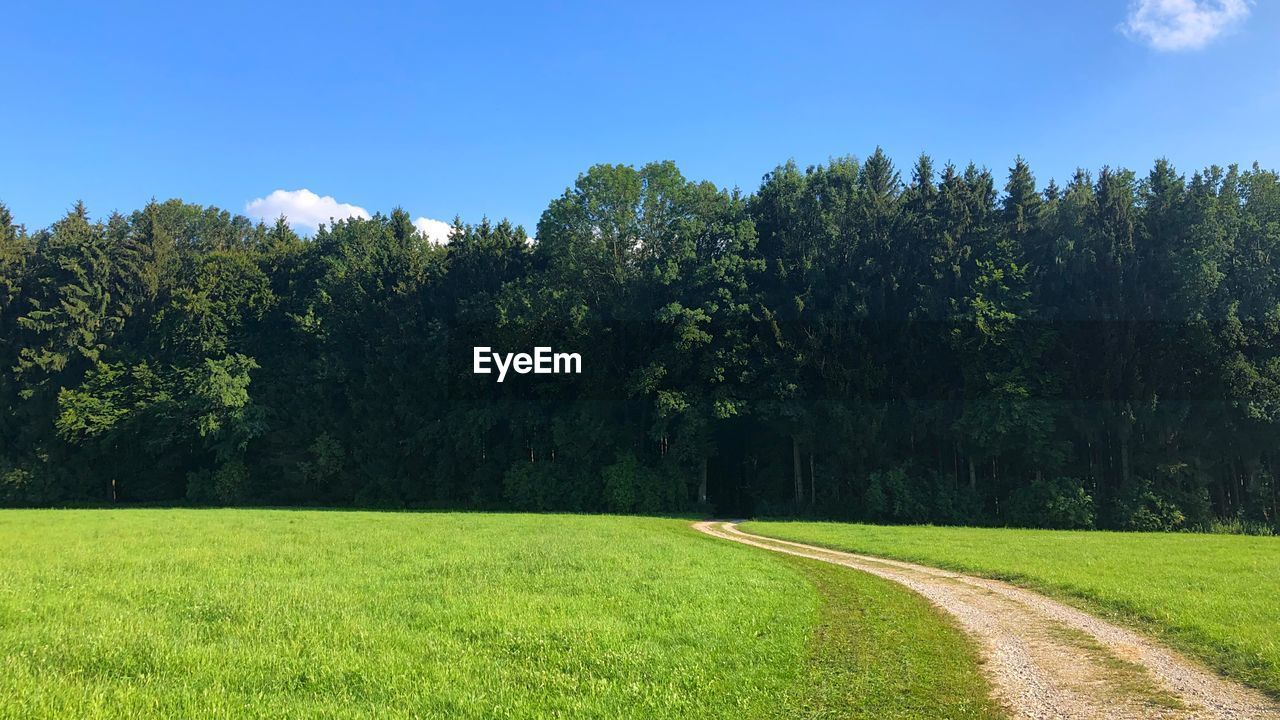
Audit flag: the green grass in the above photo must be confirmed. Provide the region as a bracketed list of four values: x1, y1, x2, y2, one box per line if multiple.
[0, 510, 1001, 719]
[779, 555, 1003, 719]
[742, 520, 1280, 697]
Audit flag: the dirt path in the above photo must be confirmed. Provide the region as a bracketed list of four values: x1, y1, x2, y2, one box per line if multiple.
[693, 521, 1280, 720]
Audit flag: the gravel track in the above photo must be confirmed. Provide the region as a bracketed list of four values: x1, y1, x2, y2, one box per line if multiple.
[693, 520, 1280, 720]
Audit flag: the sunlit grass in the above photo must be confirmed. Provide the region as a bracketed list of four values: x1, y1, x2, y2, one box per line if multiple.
[0, 511, 812, 718]
[0, 510, 1002, 719]
[744, 520, 1280, 697]
[779, 554, 1003, 719]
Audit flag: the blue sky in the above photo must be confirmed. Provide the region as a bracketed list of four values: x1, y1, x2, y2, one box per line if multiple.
[2, 1, 1276, 237]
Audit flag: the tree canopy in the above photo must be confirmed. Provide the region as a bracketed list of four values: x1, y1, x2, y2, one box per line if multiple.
[3, 153, 1279, 531]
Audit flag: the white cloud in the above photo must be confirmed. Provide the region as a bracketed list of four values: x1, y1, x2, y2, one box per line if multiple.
[245, 189, 370, 232]
[1122, 0, 1250, 51]
[414, 216, 453, 245]
[247, 188, 458, 243]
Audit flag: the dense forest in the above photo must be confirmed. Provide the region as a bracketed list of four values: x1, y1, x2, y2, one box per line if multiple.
[2, 150, 1279, 531]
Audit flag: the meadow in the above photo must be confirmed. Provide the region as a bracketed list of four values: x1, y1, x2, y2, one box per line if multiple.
[0, 510, 998, 719]
[743, 520, 1280, 697]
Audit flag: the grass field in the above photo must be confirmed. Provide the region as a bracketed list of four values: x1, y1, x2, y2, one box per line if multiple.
[779, 555, 1002, 719]
[0, 510, 998, 719]
[743, 520, 1280, 698]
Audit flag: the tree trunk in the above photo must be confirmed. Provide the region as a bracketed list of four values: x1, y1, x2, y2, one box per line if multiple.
[1120, 433, 1131, 487]
[1269, 454, 1279, 525]
[968, 458, 976, 492]
[698, 456, 708, 505]
[1095, 440, 1106, 508]
[1272, 470, 1278, 526]
[1239, 460, 1248, 517]
[809, 451, 816, 506]
[793, 435, 803, 508]
[1086, 440, 1093, 489]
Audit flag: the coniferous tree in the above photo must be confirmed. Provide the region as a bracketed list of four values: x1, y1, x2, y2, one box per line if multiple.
[1, 152, 1278, 530]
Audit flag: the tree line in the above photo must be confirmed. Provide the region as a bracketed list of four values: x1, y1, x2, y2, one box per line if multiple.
[2, 150, 1279, 531]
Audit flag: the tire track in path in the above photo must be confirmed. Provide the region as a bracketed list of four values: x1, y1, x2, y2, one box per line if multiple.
[693, 521, 1280, 720]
